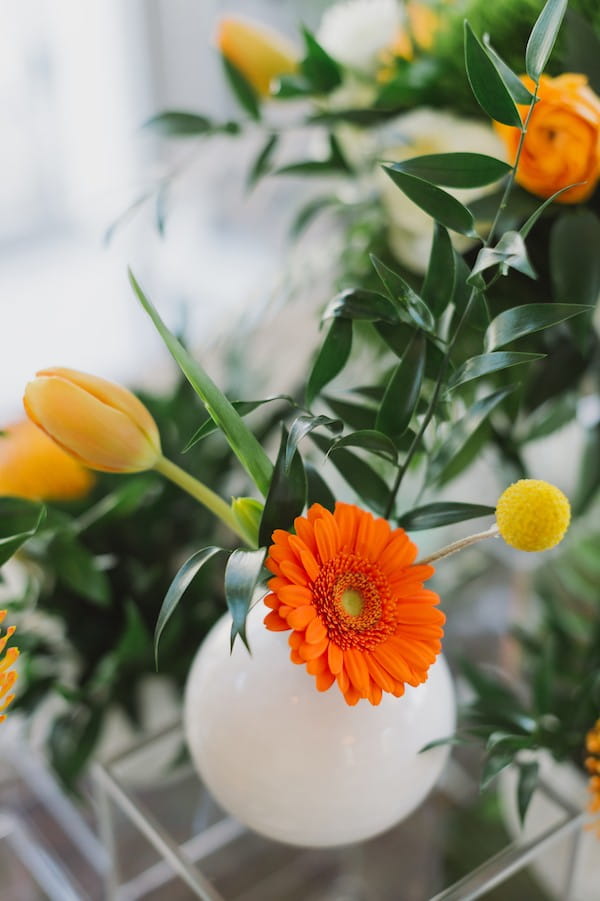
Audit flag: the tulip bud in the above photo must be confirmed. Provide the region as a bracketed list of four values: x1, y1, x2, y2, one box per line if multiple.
[24, 368, 161, 474]
[217, 17, 298, 97]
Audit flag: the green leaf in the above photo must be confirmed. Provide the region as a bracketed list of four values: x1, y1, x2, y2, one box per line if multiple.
[231, 498, 263, 548]
[374, 321, 416, 358]
[300, 28, 342, 93]
[183, 395, 294, 451]
[311, 433, 390, 516]
[305, 463, 336, 511]
[464, 22, 522, 127]
[520, 184, 585, 238]
[154, 546, 225, 666]
[422, 224, 455, 317]
[143, 111, 240, 137]
[485, 303, 592, 351]
[519, 395, 577, 444]
[225, 548, 266, 650]
[370, 255, 435, 332]
[289, 195, 338, 238]
[285, 414, 342, 472]
[51, 534, 111, 606]
[323, 289, 399, 324]
[222, 58, 260, 120]
[330, 430, 398, 464]
[259, 427, 307, 547]
[430, 388, 515, 484]
[129, 271, 273, 496]
[247, 133, 278, 188]
[526, 0, 568, 82]
[517, 761, 540, 825]
[388, 153, 511, 188]
[469, 231, 536, 283]
[482, 40, 537, 104]
[481, 747, 517, 790]
[448, 352, 544, 391]
[376, 333, 426, 438]
[277, 134, 350, 177]
[0, 498, 46, 566]
[306, 317, 353, 406]
[550, 211, 600, 348]
[323, 396, 376, 431]
[382, 168, 477, 236]
[272, 74, 313, 99]
[398, 502, 496, 531]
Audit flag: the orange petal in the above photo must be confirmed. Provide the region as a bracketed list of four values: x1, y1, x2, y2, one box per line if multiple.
[343, 686, 361, 706]
[316, 670, 336, 692]
[367, 681, 383, 706]
[372, 643, 413, 683]
[290, 649, 304, 664]
[280, 559, 310, 586]
[327, 642, 344, 675]
[293, 519, 318, 556]
[287, 605, 316, 630]
[365, 652, 396, 692]
[337, 667, 350, 693]
[314, 515, 340, 564]
[264, 611, 289, 632]
[378, 531, 416, 572]
[305, 616, 328, 645]
[344, 648, 371, 696]
[299, 636, 329, 660]
[306, 653, 328, 675]
[278, 584, 314, 608]
[288, 631, 303, 649]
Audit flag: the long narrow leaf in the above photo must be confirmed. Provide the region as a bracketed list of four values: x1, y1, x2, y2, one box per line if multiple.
[485, 304, 592, 351]
[259, 427, 307, 547]
[464, 22, 522, 127]
[154, 546, 225, 665]
[382, 168, 477, 236]
[526, 0, 568, 81]
[376, 333, 426, 438]
[389, 153, 511, 188]
[398, 502, 496, 531]
[448, 352, 544, 391]
[225, 548, 267, 650]
[129, 271, 273, 496]
[306, 317, 353, 406]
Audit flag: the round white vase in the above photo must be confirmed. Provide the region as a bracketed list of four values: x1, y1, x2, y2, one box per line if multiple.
[184, 603, 456, 848]
[500, 753, 596, 901]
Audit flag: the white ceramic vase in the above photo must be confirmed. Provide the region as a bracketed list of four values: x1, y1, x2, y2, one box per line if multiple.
[500, 753, 596, 901]
[184, 603, 456, 848]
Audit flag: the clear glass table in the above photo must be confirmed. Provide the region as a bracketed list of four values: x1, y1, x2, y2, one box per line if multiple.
[91, 721, 588, 901]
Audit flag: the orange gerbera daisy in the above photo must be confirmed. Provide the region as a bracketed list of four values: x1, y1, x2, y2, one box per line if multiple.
[585, 718, 600, 837]
[264, 502, 444, 706]
[0, 610, 19, 724]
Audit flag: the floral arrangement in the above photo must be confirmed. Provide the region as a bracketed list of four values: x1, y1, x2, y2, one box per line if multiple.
[1, 0, 599, 841]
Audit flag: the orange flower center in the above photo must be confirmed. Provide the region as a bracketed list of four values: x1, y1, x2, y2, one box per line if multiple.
[312, 553, 395, 651]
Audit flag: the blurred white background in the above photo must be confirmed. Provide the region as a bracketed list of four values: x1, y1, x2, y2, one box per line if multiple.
[0, 0, 330, 420]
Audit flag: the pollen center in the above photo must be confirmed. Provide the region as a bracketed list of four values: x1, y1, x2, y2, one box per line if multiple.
[341, 588, 364, 617]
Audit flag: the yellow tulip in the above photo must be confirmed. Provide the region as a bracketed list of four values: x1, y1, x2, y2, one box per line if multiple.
[23, 368, 161, 474]
[0, 419, 94, 501]
[217, 17, 298, 97]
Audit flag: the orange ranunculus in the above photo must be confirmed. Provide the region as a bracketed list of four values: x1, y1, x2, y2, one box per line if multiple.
[495, 74, 600, 204]
[264, 502, 444, 706]
[0, 611, 18, 724]
[216, 17, 298, 97]
[0, 420, 94, 501]
[24, 368, 161, 474]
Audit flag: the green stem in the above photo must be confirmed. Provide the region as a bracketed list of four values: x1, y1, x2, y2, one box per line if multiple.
[154, 456, 252, 545]
[384, 82, 541, 520]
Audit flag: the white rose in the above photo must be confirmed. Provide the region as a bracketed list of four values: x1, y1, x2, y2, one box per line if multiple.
[317, 0, 403, 75]
[375, 109, 507, 273]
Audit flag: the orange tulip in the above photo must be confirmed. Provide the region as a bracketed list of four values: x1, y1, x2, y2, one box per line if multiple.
[24, 368, 161, 474]
[495, 73, 600, 204]
[217, 17, 298, 97]
[0, 419, 94, 501]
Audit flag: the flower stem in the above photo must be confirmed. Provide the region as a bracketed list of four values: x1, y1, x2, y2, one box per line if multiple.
[154, 456, 252, 545]
[415, 524, 499, 566]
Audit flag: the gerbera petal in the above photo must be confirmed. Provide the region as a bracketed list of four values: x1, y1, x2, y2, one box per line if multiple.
[372, 643, 414, 683]
[306, 653, 328, 675]
[394, 604, 446, 624]
[367, 681, 383, 706]
[280, 559, 310, 586]
[344, 648, 371, 696]
[365, 652, 396, 693]
[314, 516, 340, 564]
[305, 616, 328, 645]
[288, 631, 303, 649]
[335, 502, 359, 550]
[264, 611, 289, 631]
[294, 517, 318, 555]
[298, 546, 321, 582]
[378, 531, 417, 573]
[337, 667, 350, 693]
[327, 642, 344, 675]
[299, 637, 329, 660]
[344, 686, 361, 706]
[290, 649, 304, 664]
[287, 605, 316, 630]
[278, 584, 314, 608]
[316, 670, 336, 692]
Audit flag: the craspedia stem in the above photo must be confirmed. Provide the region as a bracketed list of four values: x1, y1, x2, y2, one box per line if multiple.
[415, 524, 500, 567]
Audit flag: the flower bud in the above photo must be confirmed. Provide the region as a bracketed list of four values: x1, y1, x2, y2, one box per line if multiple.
[0, 420, 94, 501]
[24, 368, 161, 474]
[217, 17, 298, 97]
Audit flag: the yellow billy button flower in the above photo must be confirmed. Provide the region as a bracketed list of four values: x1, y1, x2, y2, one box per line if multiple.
[24, 368, 161, 473]
[216, 17, 298, 97]
[0, 611, 18, 724]
[495, 479, 571, 552]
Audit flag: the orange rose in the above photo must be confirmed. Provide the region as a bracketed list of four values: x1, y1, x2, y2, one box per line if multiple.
[495, 74, 600, 204]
